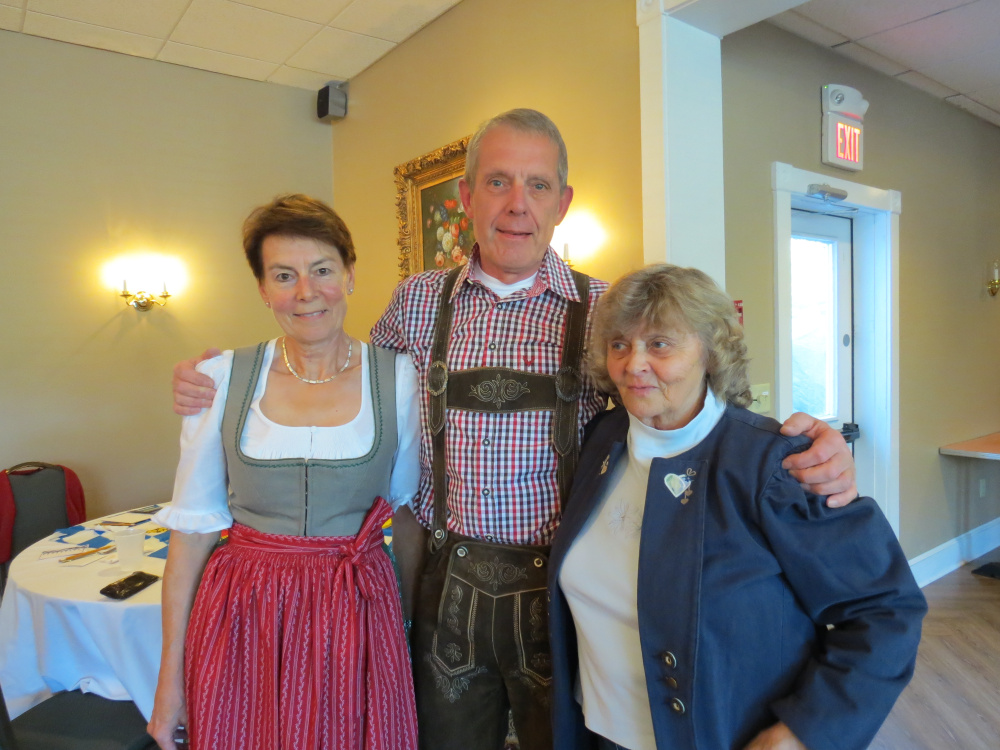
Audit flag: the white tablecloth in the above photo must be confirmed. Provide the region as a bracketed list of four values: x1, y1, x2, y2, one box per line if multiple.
[0, 515, 168, 720]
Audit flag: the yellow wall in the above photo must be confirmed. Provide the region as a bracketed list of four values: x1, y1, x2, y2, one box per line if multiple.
[330, 0, 644, 339]
[722, 23, 1000, 557]
[0, 31, 332, 518]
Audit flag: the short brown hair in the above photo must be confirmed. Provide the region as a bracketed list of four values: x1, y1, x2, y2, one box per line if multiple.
[242, 194, 356, 281]
[588, 264, 752, 407]
[464, 108, 569, 192]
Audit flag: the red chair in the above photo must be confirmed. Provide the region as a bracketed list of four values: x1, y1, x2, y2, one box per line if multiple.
[0, 462, 86, 592]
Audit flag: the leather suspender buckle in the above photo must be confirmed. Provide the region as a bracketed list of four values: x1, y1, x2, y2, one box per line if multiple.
[427, 360, 449, 396]
[554, 365, 582, 402]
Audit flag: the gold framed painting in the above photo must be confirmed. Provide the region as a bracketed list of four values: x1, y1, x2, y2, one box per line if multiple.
[394, 136, 475, 278]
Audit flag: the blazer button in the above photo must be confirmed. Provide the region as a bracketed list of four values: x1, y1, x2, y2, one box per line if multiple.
[670, 698, 686, 714]
[662, 651, 677, 668]
[665, 677, 678, 690]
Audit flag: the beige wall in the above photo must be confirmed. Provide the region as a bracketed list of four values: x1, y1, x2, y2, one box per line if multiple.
[1, 31, 332, 518]
[722, 23, 1000, 557]
[330, 0, 644, 339]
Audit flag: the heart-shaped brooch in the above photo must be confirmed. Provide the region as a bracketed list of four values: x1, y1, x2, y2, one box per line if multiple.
[664, 473, 692, 497]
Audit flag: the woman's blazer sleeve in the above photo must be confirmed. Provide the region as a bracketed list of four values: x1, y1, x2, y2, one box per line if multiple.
[756, 464, 927, 750]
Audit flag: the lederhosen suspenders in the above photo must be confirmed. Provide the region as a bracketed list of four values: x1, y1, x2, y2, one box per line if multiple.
[425, 265, 591, 553]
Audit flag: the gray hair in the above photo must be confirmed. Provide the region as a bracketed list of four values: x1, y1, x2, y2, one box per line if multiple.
[464, 108, 569, 192]
[588, 264, 752, 407]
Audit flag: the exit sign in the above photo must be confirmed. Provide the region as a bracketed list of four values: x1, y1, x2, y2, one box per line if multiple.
[823, 112, 863, 171]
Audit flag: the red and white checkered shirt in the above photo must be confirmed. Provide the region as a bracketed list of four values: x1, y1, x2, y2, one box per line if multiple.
[371, 247, 608, 545]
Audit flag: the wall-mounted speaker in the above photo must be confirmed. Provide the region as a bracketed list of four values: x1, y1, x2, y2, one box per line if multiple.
[317, 81, 348, 122]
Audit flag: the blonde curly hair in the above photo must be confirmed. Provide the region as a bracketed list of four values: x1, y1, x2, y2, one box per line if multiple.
[588, 264, 752, 408]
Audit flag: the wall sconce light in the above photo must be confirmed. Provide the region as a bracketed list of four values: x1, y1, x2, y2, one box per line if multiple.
[552, 211, 607, 267]
[120, 281, 170, 311]
[103, 252, 187, 312]
[989, 260, 1000, 297]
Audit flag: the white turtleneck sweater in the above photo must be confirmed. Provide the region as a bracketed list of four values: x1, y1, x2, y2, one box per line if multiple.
[559, 391, 726, 750]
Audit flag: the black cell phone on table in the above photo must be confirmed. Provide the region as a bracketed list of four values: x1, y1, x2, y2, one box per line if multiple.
[100, 571, 160, 600]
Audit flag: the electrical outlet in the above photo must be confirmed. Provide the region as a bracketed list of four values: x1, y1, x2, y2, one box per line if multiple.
[749, 383, 771, 414]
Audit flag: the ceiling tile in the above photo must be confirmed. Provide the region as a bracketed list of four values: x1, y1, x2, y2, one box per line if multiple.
[894, 70, 958, 99]
[22, 11, 161, 57]
[861, 1, 1000, 71]
[917, 41, 1000, 94]
[332, 0, 460, 43]
[794, 0, 974, 40]
[968, 86, 1000, 112]
[171, 0, 321, 64]
[230, 0, 353, 25]
[158, 41, 278, 81]
[268, 65, 337, 89]
[287, 25, 394, 78]
[945, 94, 1000, 127]
[832, 42, 908, 76]
[0, 5, 23, 31]
[768, 11, 849, 47]
[26, 0, 189, 38]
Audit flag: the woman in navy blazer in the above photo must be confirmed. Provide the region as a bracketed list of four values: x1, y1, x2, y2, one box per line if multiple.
[548, 264, 926, 750]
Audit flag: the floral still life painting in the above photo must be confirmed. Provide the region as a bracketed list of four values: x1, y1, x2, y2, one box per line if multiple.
[395, 136, 473, 278]
[421, 177, 473, 271]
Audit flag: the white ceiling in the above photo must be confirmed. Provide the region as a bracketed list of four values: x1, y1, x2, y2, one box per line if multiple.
[770, 0, 1000, 127]
[0, 0, 462, 90]
[1, 0, 998, 131]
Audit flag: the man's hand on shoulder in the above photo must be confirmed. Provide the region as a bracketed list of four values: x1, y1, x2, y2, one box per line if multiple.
[172, 348, 221, 416]
[780, 412, 857, 508]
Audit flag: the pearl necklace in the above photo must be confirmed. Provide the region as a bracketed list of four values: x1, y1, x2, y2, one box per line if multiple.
[281, 336, 352, 384]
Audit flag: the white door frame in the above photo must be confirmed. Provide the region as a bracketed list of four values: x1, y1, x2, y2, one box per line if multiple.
[772, 162, 902, 534]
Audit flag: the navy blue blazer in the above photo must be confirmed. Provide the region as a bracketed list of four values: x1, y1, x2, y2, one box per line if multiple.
[549, 405, 926, 750]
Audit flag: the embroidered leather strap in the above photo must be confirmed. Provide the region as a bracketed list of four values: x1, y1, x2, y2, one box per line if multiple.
[554, 270, 590, 504]
[427, 268, 462, 552]
[426, 267, 591, 552]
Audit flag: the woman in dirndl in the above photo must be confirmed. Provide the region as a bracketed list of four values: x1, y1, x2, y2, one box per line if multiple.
[147, 194, 420, 750]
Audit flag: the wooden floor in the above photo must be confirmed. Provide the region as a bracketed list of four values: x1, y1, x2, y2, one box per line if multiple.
[869, 550, 1000, 749]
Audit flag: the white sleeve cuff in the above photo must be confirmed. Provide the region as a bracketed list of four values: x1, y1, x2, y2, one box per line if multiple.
[153, 504, 233, 534]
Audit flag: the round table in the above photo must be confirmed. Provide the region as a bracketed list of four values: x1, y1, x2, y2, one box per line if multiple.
[0, 514, 168, 720]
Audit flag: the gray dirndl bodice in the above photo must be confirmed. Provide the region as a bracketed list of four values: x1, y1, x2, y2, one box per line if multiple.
[220, 341, 398, 537]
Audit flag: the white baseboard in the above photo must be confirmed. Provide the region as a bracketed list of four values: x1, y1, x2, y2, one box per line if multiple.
[908, 515, 1000, 588]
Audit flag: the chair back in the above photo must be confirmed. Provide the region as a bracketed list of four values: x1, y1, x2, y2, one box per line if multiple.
[1, 463, 86, 564]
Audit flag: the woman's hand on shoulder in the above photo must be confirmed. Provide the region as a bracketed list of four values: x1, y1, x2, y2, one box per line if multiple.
[147, 682, 188, 750]
[743, 721, 808, 750]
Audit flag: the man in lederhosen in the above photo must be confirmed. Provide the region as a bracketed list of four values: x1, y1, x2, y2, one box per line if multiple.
[172, 109, 858, 749]
[367, 109, 858, 750]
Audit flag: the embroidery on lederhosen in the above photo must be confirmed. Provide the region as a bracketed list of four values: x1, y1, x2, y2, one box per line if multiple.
[468, 374, 531, 408]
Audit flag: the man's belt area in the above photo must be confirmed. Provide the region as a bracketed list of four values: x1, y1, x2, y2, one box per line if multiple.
[426, 265, 591, 554]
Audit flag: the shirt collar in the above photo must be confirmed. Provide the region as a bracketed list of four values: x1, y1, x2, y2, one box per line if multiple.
[450, 244, 582, 303]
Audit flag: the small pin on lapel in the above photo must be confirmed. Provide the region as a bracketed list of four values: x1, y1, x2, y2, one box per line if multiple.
[600, 456, 609, 475]
[664, 473, 692, 497]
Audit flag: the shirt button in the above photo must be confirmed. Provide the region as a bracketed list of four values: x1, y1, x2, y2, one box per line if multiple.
[483, 438, 491, 446]
[482, 488, 491, 497]
[485, 534, 495, 542]
[663, 651, 677, 668]
[670, 698, 686, 714]
[488, 342, 497, 351]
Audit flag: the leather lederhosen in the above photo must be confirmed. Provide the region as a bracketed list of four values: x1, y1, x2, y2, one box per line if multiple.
[424, 265, 591, 554]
